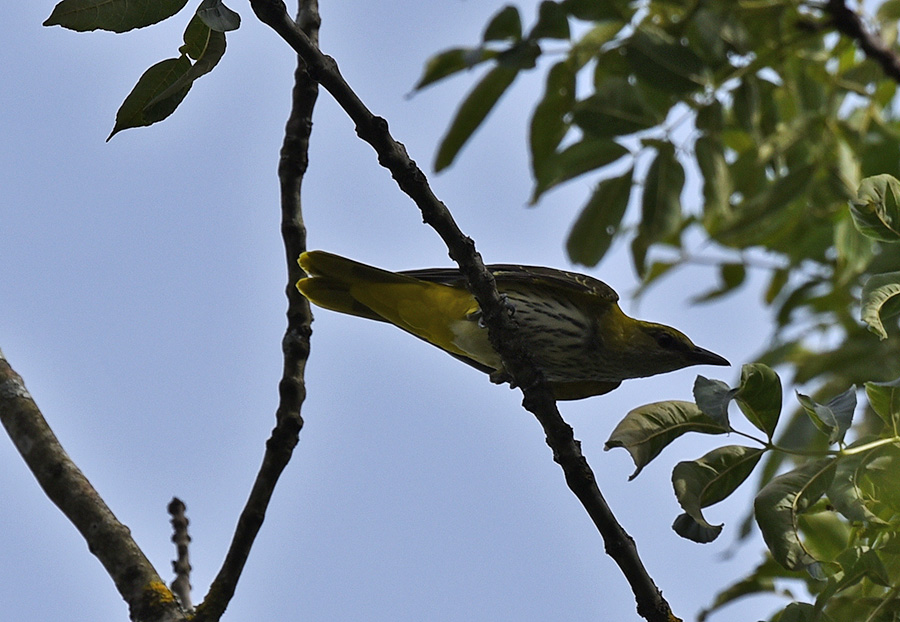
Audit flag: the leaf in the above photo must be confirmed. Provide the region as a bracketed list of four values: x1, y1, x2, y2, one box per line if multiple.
[605, 400, 729, 480]
[672, 445, 764, 543]
[529, 1, 570, 40]
[796, 388, 856, 445]
[865, 376, 900, 428]
[531, 138, 628, 201]
[108, 56, 193, 140]
[695, 135, 731, 224]
[414, 48, 499, 91]
[639, 142, 684, 243]
[860, 271, 900, 340]
[483, 5, 522, 42]
[560, 0, 631, 21]
[571, 77, 662, 138]
[735, 363, 782, 439]
[530, 61, 576, 184]
[754, 459, 836, 573]
[151, 19, 226, 106]
[692, 375, 735, 428]
[196, 0, 240, 32]
[566, 168, 633, 267]
[691, 263, 746, 303]
[44, 0, 188, 32]
[850, 174, 900, 242]
[569, 21, 625, 68]
[434, 65, 518, 171]
[624, 27, 706, 95]
[828, 450, 886, 524]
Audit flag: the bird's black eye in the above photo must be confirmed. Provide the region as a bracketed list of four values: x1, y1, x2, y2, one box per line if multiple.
[655, 331, 678, 350]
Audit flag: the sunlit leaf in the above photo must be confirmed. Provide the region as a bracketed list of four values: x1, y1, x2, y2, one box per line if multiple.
[672, 445, 764, 543]
[796, 388, 856, 445]
[605, 401, 729, 480]
[44, 0, 188, 32]
[860, 271, 900, 340]
[828, 449, 886, 524]
[566, 168, 633, 266]
[435, 66, 518, 171]
[754, 459, 836, 573]
[865, 377, 900, 428]
[850, 174, 900, 242]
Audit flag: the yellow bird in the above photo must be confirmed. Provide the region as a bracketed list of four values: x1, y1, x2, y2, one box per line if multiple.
[296, 251, 728, 400]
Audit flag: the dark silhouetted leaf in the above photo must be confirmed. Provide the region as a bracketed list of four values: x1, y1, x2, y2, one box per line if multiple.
[196, 0, 240, 32]
[566, 168, 633, 266]
[483, 5, 522, 42]
[530, 1, 570, 40]
[414, 48, 500, 91]
[44, 0, 188, 32]
[109, 56, 193, 139]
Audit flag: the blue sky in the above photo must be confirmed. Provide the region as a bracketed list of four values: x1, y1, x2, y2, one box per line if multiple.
[3, 2, 790, 620]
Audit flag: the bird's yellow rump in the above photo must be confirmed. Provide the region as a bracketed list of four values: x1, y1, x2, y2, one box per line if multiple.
[296, 251, 728, 400]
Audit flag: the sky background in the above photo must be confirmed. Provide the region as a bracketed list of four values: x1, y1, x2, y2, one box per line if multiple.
[3, 2, 798, 620]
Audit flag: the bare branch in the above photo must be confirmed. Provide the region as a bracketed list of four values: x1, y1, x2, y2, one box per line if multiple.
[168, 497, 193, 610]
[248, 2, 677, 619]
[0, 349, 187, 622]
[192, 2, 318, 620]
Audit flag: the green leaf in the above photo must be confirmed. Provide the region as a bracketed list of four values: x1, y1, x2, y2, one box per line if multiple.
[569, 21, 625, 68]
[850, 174, 900, 242]
[108, 56, 193, 140]
[566, 169, 633, 267]
[560, 0, 631, 21]
[571, 77, 662, 138]
[834, 214, 876, 284]
[695, 135, 731, 224]
[196, 0, 240, 32]
[150, 17, 225, 106]
[483, 5, 522, 42]
[434, 65, 518, 171]
[605, 400, 729, 479]
[44, 0, 188, 32]
[691, 263, 747, 303]
[860, 271, 900, 340]
[532, 138, 628, 201]
[865, 376, 900, 428]
[624, 27, 706, 95]
[530, 61, 576, 184]
[735, 363, 782, 439]
[639, 142, 684, 243]
[672, 445, 764, 543]
[754, 459, 836, 573]
[828, 449, 886, 524]
[529, 1, 570, 40]
[796, 388, 856, 445]
[414, 48, 499, 91]
[692, 375, 735, 427]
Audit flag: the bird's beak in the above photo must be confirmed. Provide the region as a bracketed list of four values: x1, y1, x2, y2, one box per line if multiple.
[691, 346, 730, 367]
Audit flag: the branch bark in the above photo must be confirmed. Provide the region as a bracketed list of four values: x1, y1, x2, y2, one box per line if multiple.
[826, 0, 900, 84]
[248, 2, 677, 619]
[0, 349, 187, 622]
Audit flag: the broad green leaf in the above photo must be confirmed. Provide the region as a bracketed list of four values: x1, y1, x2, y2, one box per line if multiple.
[773, 602, 819, 621]
[569, 21, 625, 68]
[865, 377, 900, 428]
[196, 0, 240, 32]
[566, 168, 633, 266]
[699, 557, 801, 621]
[44, 0, 188, 32]
[672, 445, 764, 543]
[692, 375, 735, 427]
[862, 447, 900, 514]
[571, 77, 662, 137]
[796, 388, 856, 445]
[639, 142, 683, 243]
[624, 27, 706, 95]
[414, 48, 499, 91]
[754, 459, 836, 573]
[560, 0, 632, 21]
[435, 66, 518, 171]
[529, 1, 570, 40]
[605, 400, 729, 479]
[483, 5, 521, 42]
[695, 135, 731, 225]
[860, 271, 900, 340]
[764, 268, 789, 305]
[150, 19, 226, 106]
[735, 363, 782, 439]
[828, 449, 885, 524]
[834, 214, 876, 284]
[532, 138, 628, 201]
[850, 174, 900, 242]
[530, 61, 576, 184]
[108, 56, 193, 140]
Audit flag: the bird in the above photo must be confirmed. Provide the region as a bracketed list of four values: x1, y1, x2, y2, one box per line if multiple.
[296, 250, 729, 400]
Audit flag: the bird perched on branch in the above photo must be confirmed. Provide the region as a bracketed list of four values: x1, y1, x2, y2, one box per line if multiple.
[296, 251, 728, 400]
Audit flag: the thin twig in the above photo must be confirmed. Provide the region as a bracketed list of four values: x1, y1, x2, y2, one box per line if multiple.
[248, 2, 677, 619]
[193, 3, 319, 620]
[168, 497, 193, 610]
[825, 0, 900, 84]
[0, 349, 187, 622]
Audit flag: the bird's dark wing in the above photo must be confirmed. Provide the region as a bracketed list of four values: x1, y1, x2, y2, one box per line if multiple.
[400, 264, 619, 304]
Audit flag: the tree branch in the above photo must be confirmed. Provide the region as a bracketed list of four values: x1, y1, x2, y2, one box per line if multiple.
[825, 0, 900, 84]
[0, 349, 187, 622]
[168, 497, 193, 610]
[248, 2, 677, 619]
[193, 2, 319, 620]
